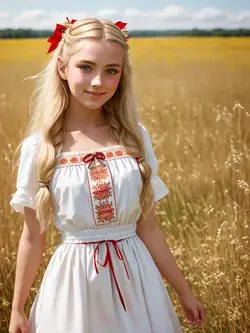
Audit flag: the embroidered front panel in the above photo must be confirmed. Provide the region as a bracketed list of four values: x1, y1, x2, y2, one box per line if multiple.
[56, 147, 134, 226]
[86, 158, 117, 226]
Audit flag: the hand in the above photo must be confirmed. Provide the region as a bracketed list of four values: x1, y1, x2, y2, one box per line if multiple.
[177, 293, 205, 328]
[9, 309, 29, 333]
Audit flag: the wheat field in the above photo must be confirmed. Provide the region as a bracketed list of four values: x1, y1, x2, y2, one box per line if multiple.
[0, 38, 249, 332]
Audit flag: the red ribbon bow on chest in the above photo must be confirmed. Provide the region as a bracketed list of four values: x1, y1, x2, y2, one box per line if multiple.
[82, 152, 106, 168]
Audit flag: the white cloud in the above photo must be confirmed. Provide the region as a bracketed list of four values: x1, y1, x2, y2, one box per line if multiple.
[237, 11, 250, 22]
[96, 9, 122, 18]
[0, 12, 11, 19]
[124, 8, 142, 17]
[194, 8, 228, 22]
[1, 6, 250, 30]
[162, 5, 189, 20]
[18, 10, 46, 20]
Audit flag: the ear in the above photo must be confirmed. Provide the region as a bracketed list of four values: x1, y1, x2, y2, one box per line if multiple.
[57, 56, 68, 80]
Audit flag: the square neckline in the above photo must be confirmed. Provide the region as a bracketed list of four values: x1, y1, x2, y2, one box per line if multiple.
[56, 144, 123, 158]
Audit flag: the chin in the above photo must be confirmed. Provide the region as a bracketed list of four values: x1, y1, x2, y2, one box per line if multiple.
[81, 102, 106, 109]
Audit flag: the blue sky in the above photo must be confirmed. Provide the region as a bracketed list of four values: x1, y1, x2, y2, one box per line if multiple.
[1, 1, 250, 29]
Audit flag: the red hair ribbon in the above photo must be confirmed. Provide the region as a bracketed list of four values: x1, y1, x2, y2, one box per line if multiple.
[47, 17, 77, 54]
[114, 21, 131, 39]
[47, 18, 130, 54]
[136, 157, 145, 163]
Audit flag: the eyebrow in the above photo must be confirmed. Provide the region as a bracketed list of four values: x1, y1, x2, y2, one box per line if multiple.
[77, 60, 122, 67]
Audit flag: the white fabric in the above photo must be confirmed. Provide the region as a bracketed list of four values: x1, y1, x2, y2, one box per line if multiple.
[10, 123, 182, 333]
[10, 133, 41, 213]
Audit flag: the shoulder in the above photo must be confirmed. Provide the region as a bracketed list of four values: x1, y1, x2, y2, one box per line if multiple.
[21, 132, 43, 156]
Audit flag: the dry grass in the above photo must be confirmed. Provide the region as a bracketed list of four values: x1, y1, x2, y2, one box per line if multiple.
[0, 37, 249, 332]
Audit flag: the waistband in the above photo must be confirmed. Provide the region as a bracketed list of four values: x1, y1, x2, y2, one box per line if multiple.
[61, 223, 137, 243]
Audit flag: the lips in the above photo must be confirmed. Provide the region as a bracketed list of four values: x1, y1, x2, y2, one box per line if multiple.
[86, 91, 106, 96]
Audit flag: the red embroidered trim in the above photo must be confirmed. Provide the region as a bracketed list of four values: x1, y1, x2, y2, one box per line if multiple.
[57, 148, 133, 167]
[74, 151, 120, 227]
[82, 152, 117, 226]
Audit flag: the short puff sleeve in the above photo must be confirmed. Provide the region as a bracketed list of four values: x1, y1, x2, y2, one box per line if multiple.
[9, 133, 42, 213]
[138, 123, 169, 202]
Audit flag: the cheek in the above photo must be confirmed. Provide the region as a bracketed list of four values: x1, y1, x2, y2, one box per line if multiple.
[105, 76, 120, 90]
[68, 70, 88, 85]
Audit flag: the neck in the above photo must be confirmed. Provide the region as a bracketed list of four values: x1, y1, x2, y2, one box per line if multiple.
[63, 95, 109, 132]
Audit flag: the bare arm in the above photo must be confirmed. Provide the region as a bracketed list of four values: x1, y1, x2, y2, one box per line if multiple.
[12, 207, 46, 311]
[136, 204, 192, 297]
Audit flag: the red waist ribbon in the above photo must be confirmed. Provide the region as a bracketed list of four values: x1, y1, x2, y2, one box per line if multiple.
[75, 239, 130, 311]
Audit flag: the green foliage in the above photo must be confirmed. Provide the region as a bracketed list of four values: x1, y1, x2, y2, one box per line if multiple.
[1, 28, 250, 39]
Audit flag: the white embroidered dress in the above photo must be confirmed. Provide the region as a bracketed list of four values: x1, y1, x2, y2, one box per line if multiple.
[10, 123, 183, 333]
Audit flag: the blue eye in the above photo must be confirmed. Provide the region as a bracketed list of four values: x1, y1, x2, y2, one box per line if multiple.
[107, 69, 118, 75]
[80, 66, 118, 75]
[81, 65, 91, 71]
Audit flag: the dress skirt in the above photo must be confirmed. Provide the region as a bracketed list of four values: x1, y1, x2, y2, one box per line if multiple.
[27, 223, 183, 333]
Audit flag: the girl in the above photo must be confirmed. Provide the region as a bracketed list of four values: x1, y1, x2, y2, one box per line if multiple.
[9, 17, 204, 333]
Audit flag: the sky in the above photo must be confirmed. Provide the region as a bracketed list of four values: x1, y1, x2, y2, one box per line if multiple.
[1, 0, 250, 30]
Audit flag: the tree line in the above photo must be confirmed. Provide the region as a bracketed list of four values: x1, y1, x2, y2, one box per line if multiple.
[1, 28, 250, 39]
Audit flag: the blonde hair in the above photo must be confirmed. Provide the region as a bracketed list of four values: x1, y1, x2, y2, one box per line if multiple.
[12, 17, 155, 233]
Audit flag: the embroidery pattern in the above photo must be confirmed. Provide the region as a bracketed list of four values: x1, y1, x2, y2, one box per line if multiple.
[57, 148, 133, 167]
[57, 147, 134, 226]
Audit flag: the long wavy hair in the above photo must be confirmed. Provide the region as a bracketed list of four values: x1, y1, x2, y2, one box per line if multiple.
[12, 17, 155, 233]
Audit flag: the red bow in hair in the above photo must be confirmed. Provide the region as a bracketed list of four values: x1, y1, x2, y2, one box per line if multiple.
[115, 21, 131, 39]
[47, 17, 77, 54]
[47, 18, 130, 54]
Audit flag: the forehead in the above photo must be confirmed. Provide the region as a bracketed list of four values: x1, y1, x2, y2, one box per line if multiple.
[72, 39, 124, 65]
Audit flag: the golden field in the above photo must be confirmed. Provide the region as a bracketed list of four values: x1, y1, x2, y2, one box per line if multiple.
[0, 37, 249, 332]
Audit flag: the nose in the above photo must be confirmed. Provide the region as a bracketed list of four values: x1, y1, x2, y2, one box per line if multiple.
[91, 73, 103, 88]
